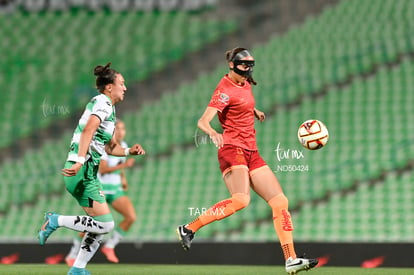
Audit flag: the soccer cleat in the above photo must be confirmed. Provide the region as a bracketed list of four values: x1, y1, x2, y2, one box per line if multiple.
[65, 257, 76, 267]
[67, 267, 91, 275]
[285, 256, 318, 274]
[38, 212, 60, 245]
[101, 246, 119, 263]
[176, 225, 194, 251]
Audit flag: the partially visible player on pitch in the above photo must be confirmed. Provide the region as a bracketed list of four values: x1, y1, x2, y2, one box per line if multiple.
[176, 47, 318, 274]
[38, 63, 145, 275]
[65, 120, 138, 266]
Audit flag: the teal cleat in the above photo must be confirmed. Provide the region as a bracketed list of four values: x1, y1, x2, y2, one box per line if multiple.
[38, 212, 60, 245]
[67, 267, 91, 275]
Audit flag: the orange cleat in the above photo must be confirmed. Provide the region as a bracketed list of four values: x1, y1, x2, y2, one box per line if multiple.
[101, 246, 119, 263]
[65, 257, 76, 267]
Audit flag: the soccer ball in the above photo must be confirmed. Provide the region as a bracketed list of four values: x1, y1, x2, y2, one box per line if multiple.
[298, 119, 329, 150]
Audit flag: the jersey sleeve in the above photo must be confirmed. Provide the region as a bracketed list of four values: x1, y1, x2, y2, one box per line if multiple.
[207, 89, 230, 112]
[91, 96, 112, 122]
[100, 149, 109, 161]
[121, 140, 128, 149]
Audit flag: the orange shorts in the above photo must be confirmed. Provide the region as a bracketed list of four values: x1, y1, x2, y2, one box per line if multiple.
[218, 145, 267, 176]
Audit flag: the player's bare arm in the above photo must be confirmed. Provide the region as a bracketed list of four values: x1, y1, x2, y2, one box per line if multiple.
[105, 139, 146, 156]
[198, 106, 224, 148]
[61, 115, 101, 177]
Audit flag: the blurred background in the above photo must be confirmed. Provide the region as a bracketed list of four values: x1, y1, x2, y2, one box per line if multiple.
[0, 0, 413, 268]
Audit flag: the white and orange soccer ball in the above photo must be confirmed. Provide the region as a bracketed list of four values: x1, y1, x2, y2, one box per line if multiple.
[297, 119, 329, 150]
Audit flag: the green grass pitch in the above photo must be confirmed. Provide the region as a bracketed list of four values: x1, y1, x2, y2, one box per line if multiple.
[0, 264, 413, 275]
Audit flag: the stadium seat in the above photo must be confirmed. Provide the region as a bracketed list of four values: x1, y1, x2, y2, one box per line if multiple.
[0, 7, 238, 148]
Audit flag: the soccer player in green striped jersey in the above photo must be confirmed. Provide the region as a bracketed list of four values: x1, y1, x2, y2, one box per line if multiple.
[65, 120, 138, 265]
[38, 63, 145, 275]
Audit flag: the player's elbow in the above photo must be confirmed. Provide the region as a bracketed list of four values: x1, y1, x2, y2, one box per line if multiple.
[197, 118, 210, 133]
[197, 118, 204, 129]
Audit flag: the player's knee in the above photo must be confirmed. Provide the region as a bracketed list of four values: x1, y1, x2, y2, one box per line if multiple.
[232, 193, 250, 211]
[125, 212, 137, 225]
[268, 193, 289, 210]
[92, 213, 115, 233]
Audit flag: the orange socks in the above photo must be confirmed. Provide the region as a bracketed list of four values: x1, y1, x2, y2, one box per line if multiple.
[186, 193, 250, 232]
[268, 193, 296, 260]
[185, 192, 296, 260]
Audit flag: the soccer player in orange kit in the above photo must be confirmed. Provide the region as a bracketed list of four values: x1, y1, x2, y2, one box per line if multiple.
[176, 47, 318, 275]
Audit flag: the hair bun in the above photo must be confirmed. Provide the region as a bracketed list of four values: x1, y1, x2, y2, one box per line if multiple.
[94, 62, 112, 77]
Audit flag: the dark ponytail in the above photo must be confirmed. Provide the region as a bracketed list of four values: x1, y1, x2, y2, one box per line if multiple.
[94, 62, 119, 92]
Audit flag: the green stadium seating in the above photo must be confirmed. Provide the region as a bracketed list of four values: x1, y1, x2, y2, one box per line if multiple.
[0, 8, 238, 148]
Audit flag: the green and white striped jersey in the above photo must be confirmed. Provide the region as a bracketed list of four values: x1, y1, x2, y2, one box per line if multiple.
[67, 94, 116, 165]
[98, 140, 128, 194]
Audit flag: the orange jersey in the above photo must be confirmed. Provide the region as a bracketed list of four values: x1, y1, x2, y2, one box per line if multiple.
[208, 74, 257, 150]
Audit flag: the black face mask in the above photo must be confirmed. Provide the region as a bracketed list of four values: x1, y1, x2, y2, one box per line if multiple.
[230, 50, 255, 77]
[232, 59, 255, 77]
